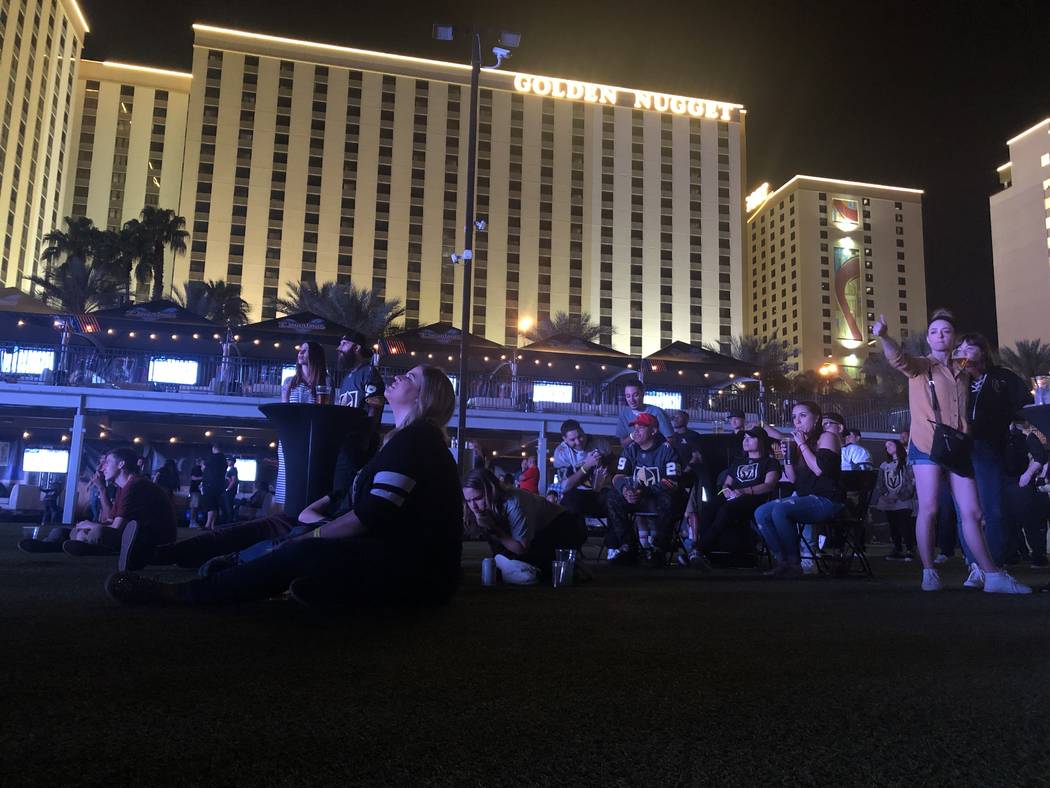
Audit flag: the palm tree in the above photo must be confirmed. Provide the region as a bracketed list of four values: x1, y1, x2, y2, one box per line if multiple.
[29, 257, 124, 313]
[861, 334, 929, 397]
[712, 335, 793, 389]
[1000, 339, 1050, 380]
[528, 311, 605, 343]
[39, 216, 99, 276]
[175, 279, 251, 326]
[120, 207, 189, 301]
[275, 280, 405, 338]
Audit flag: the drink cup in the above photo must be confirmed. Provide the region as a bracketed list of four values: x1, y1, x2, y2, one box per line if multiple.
[22, 526, 40, 539]
[781, 438, 794, 466]
[554, 548, 578, 564]
[1033, 376, 1050, 406]
[316, 384, 331, 405]
[481, 557, 496, 587]
[551, 559, 573, 588]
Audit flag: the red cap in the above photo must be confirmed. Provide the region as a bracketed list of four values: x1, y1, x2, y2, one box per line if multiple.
[629, 412, 659, 428]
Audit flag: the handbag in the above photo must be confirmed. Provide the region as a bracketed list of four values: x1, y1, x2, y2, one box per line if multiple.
[926, 370, 973, 477]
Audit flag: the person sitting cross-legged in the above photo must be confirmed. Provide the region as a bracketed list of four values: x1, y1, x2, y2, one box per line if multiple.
[685, 427, 781, 567]
[105, 365, 464, 610]
[605, 412, 686, 567]
[463, 468, 587, 585]
[18, 452, 116, 554]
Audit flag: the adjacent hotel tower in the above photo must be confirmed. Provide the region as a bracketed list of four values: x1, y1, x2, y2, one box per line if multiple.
[745, 177, 926, 377]
[0, 0, 88, 287]
[174, 26, 747, 354]
[991, 118, 1050, 347]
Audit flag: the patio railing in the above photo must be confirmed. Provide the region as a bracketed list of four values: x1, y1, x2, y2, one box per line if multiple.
[0, 342, 909, 433]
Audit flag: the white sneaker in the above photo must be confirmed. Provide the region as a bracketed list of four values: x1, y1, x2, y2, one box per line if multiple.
[983, 571, 1032, 595]
[606, 547, 621, 561]
[933, 553, 949, 565]
[922, 568, 943, 591]
[800, 558, 819, 575]
[493, 554, 540, 585]
[963, 563, 985, 589]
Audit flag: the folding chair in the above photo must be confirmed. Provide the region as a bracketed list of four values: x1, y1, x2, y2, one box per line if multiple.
[816, 470, 878, 577]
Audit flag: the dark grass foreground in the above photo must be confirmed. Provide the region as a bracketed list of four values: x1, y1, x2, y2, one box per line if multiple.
[3, 523, 1050, 787]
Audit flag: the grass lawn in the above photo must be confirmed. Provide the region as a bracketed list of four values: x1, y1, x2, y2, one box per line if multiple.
[2, 522, 1050, 787]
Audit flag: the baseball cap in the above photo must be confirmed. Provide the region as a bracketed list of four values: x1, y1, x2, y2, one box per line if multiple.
[823, 412, 845, 427]
[629, 412, 659, 428]
[728, 409, 746, 420]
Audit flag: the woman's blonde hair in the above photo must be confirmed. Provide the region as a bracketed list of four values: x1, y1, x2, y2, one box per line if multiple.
[389, 365, 456, 441]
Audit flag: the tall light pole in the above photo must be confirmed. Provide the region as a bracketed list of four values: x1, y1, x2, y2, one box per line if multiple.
[434, 24, 520, 473]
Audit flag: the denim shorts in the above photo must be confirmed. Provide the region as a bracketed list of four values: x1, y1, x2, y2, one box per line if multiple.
[906, 442, 938, 467]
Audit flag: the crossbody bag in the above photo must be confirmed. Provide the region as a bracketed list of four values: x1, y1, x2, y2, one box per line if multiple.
[926, 369, 973, 477]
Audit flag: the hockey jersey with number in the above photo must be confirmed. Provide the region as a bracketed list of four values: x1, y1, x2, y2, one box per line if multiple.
[616, 435, 681, 488]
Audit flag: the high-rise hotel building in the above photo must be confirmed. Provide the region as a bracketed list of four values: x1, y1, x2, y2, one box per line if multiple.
[0, 0, 88, 287]
[174, 25, 747, 354]
[991, 118, 1050, 347]
[745, 176, 926, 377]
[65, 60, 190, 231]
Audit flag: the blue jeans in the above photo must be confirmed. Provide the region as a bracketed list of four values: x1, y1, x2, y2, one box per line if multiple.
[754, 495, 845, 563]
[956, 440, 1008, 565]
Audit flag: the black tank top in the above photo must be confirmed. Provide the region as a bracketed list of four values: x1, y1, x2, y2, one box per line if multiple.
[794, 446, 844, 502]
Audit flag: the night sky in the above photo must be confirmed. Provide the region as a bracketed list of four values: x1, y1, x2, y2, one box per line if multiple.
[80, 0, 1050, 345]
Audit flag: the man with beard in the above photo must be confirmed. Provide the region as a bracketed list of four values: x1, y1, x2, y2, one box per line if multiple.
[333, 333, 386, 498]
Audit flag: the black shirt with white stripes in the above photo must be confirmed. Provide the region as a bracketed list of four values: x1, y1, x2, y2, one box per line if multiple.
[352, 420, 463, 593]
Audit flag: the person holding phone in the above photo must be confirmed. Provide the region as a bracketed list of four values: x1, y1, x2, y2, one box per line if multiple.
[874, 310, 1029, 593]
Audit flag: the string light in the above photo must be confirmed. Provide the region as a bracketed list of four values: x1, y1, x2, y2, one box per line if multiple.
[269, 441, 277, 449]
[204, 430, 212, 437]
[99, 431, 107, 439]
[16, 319, 24, 326]
[133, 437, 141, 444]
[149, 333, 157, 340]
[171, 334, 178, 340]
[236, 435, 244, 442]
[60, 435, 69, 442]
[129, 331, 136, 338]
[169, 437, 177, 443]
[192, 333, 200, 339]
[22, 431, 29, 439]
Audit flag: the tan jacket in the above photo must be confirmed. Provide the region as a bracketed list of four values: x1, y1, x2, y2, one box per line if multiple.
[887, 349, 969, 455]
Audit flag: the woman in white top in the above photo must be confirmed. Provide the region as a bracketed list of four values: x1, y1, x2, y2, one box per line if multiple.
[275, 341, 329, 505]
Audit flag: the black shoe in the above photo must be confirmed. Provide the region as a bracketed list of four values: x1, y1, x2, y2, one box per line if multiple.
[198, 553, 238, 578]
[885, 550, 908, 562]
[1030, 555, 1049, 569]
[18, 538, 63, 554]
[62, 540, 117, 558]
[104, 571, 180, 605]
[118, 521, 151, 572]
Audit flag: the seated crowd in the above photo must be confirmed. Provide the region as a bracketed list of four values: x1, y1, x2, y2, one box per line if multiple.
[13, 307, 1050, 605]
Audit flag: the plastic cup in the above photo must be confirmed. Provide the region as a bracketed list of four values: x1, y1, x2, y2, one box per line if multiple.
[1033, 377, 1050, 406]
[22, 526, 39, 539]
[554, 549, 578, 564]
[551, 560, 573, 588]
[316, 384, 332, 405]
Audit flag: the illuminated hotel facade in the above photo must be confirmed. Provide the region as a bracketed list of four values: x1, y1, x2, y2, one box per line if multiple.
[172, 25, 747, 354]
[990, 118, 1050, 347]
[65, 60, 190, 231]
[745, 176, 926, 377]
[0, 0, 88, 288]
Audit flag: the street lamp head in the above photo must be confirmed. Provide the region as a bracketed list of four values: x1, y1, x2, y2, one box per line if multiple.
[518, 316, 533, 332]
[499, 31, 522, 48]
[432, 24, 455, 41]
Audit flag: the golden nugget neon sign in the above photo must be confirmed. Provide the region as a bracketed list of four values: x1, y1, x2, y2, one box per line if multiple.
[512, 74, 739, 120]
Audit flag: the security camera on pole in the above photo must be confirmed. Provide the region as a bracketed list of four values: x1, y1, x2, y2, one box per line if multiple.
[433, 23, 521, 473]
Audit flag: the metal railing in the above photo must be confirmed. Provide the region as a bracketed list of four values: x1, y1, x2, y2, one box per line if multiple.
[0, 342, 909, 432]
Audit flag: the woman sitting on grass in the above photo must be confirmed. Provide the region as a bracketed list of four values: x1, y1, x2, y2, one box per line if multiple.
[756, 401, 845, 579]
[106, 365, 463, 609]
[463, 468, 587, 585]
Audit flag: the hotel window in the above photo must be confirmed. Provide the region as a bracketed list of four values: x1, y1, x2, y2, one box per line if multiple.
[596, 105, 615, 347]
[107, 84, 134, 231]
[471, 89, 492, 334]
[338, 70, 363, 285]
[261, 59, 296, 317]
[569, 103, 585, 316]
[300, 65, 327, 286]
[144, 90, 169, 209]
[403, 79, 428, 328]
[190, 51, 223, 283]
[440, 85, 461, 323]
[371, 74, 398, 298]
